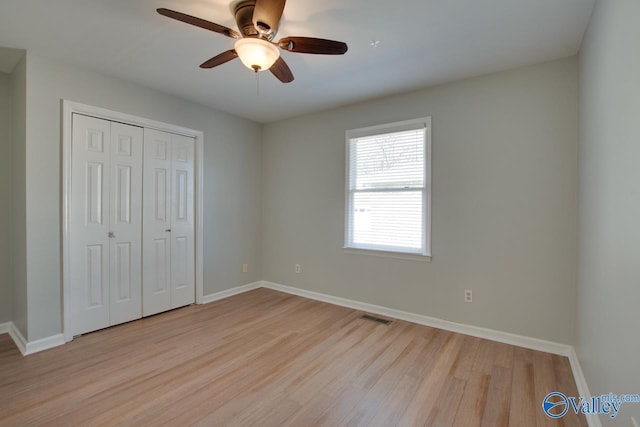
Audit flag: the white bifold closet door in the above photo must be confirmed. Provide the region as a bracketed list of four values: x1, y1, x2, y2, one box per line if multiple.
[70, 114, 143, 336]
[142, 128, 195, 317]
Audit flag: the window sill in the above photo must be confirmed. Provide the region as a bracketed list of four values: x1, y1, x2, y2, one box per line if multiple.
[343, 247, 432, 262]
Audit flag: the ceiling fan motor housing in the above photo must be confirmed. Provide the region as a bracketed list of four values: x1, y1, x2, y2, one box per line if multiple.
[234, 0, 276, 39]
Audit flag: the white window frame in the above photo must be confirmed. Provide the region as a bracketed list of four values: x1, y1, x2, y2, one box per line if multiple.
[344, 117, 432, 260]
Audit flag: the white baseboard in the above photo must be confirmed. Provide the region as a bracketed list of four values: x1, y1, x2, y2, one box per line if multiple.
[8, 322, 27, 355]
[24, 333, 65, 355]
[261, 281, 572, 357]
[568, 347, 602, 427]
[204, 280, 573, 357]
[201, 281, 262, 304]
[0, 322, 65, 356]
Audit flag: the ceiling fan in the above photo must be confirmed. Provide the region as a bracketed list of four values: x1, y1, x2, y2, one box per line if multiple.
[157, 0, 348, 83]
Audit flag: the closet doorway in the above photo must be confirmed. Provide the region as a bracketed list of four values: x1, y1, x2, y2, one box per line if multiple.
[62, 101, 204, 342]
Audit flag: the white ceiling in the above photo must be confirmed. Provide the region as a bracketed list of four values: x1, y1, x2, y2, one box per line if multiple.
[0, 0, 594, 123]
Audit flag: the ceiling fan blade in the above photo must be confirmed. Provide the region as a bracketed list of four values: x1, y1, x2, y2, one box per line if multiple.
[157, 8, 241, 39]
[277, 37, 348, 55]
[270, 57, 294, 83]
[252, 0, 286, 35]
[200, 50, 239, 69]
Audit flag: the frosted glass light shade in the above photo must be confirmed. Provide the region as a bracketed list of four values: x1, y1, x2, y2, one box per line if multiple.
[234, 38, 280, 71]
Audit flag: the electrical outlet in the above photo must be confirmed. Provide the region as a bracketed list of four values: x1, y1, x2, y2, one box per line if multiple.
[295, 264, 301, 273]
[242, 263, 248, 273]
[464, 289, 473, 303]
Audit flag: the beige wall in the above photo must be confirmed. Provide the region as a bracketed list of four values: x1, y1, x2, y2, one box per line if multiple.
[0, 72, 12, 323]
[10, 55, 27, 337]
[23, 53, 262, 341]
[262, 57, 579, 344]
[578, 0, 640, 424]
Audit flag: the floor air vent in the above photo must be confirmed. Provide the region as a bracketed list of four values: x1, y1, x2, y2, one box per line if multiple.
[361, 314, 392, 325]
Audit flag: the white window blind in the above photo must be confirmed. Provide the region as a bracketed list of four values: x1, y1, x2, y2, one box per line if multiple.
[345, 118, 431, 256]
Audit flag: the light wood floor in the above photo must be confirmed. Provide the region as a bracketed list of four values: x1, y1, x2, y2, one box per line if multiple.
[0, 288, 585, 426]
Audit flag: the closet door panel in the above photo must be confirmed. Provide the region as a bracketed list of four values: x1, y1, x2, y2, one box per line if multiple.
[70, 114, 111, 336]
[109, 123, 143, 325]
[170, 134, 195, 309]
[142, 128, 173, 316]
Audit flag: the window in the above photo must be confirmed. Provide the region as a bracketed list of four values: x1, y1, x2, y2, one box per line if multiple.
[345, 117, 431, 257]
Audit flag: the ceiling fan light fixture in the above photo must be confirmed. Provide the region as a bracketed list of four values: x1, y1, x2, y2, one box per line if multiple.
[234, 37, 280, 71]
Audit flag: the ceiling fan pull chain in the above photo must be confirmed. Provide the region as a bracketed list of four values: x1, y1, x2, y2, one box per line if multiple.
[256, 70, 260, 97]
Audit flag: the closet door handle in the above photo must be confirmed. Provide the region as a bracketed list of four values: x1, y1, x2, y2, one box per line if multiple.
[108, 232, 115, 238]
[165, 229, 172, 232]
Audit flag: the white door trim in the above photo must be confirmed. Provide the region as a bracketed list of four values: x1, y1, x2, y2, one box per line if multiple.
[62, 100, 205, 343]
